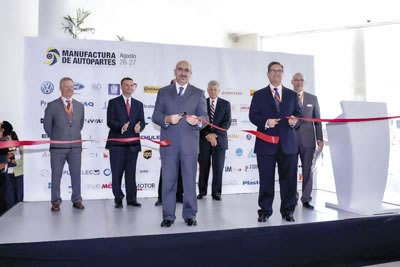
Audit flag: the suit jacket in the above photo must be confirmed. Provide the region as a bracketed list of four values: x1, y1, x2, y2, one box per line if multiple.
[105, 95, 145, 152]
[296, 91, 323, 148]
[200, 97, 231, 151]
[249, 85, 302, 155]
[43, 98, 84, 149]
[152, 83, 208, 155]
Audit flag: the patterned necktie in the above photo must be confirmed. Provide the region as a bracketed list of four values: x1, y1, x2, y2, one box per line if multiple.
[126, 98, 131, 116]
[210, 100, 215, 122]
[65, 100, 72, 122]
[298, 93, 303, 107]
[273, 88, 281, 111]
[178, 86, 184, 96]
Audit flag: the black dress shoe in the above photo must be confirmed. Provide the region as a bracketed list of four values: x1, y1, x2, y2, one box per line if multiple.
[303, 202, 314, 210]
[154, 199, 162, 206]
[282, 214, 295, 222]
[212, 195, 222, 201]
[257, 214, 268, 222]
[197, 194, 204, 200]
[115, 202, 123, 208]
[185, 218, 197, 226]
[160, 219, 174, 227]
[127, 201, 142, 207]
[73, 202, 85, 210]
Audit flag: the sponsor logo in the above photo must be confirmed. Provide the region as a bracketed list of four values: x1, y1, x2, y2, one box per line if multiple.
[224, 166, 242, 172]
[240, 104, 250, 112]
[145, 116, 152, 126]
[103, 168, 111, 176]
[246, 134, 252, 140]
[143, 150, 152, 159]
[44, 47, 60, 66]
[242, 180, 259, 186]
[41, 169, 50, 178]
[108, 84, 120, 95]
[102, 101, 108, 109]
[144, 86, 160, 94]
[228, 133, 240, 140]
[221, 89, 243, 96]
[42, 133, 48, 138]
[92, 83, 101, 92]
[245, 164, 258, 172]
[144, 104, 155, 109]
[240, 120, 251, 124]
[137, 183, 156, 191]
[41, 151, 50, 158]
[141, 135, 160, 140]
[40, 118, 44, 123]
[82, 152, 98, 158]
[40, 100, 48, 107]
[250, 89, 256, 96]
[231, 119, 238, 126]
[248, 149, 256, 158]
[74, 82, 85, 90]
[62, 169, 100, 176]
[137, 169, 149, 174]
[83, 101, 94, 107]
[40, 81, 54, 94]
[84, 118, 103, 124]
[235, 148, 243, 156]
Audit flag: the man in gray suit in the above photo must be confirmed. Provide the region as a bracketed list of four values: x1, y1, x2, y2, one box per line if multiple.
[152, 60, 208, 227]
[292, 73, 323, 209]
[44, 77, 85, 212]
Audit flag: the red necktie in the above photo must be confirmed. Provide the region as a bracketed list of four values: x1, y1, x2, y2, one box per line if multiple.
[126, 99, 131, 116]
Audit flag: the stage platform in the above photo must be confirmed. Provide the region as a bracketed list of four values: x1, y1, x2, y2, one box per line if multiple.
[1, 190, 400, 266]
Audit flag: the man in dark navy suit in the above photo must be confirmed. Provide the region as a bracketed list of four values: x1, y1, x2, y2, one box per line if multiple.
[249, 62, 302, 222]
[106, 77, 145, 208]
[197, 80, 231, 201]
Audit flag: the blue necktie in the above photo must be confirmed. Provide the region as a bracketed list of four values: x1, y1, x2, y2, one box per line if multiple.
[178, 87, 184, 96]
[273, 88, 280, 112]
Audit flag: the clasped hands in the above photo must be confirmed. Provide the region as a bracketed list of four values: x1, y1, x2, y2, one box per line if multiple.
[166, 114, 199, 126]
[267, 116, 298, 128]
[122, 121, 141, 133]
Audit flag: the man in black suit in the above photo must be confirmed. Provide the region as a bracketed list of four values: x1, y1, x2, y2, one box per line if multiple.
[291, 73, 323, 210]
[197, 80, 231, 201]
[249, 62, 302, 223]
[106, 77, 145, 208]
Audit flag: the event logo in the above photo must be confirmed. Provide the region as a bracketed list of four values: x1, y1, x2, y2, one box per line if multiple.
[74, 82, 85, 90]
[235, 148, 243, 157]
[40, 81, 54, 94]
[144, 86, 160, 94]
[143, 149, 152, 159]
[44, 47, 60, 66]
[108, 84, 120, 95]
[60, 49, 116, 65]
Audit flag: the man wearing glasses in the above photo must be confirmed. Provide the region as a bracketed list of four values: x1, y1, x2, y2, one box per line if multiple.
[152, 60, 208, 227]
[249, 61, 302, 223]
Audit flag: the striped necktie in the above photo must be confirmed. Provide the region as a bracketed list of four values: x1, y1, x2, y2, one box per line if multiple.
[273, 88, 281, 111]
[210, 100, 215, 122]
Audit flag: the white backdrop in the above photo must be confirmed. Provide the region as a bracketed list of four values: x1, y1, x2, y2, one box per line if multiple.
[24, 37, 314, 201]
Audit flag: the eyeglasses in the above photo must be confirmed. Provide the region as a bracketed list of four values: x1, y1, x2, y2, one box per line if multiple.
[269, 69, 283, 74]
[292, 79, 304, 82]
[177, 67, 191, 73]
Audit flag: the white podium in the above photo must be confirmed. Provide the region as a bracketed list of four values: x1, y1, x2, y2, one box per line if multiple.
[326, 101, 400, 215]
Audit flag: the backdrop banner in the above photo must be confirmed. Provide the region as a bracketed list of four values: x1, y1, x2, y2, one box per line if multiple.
[24, 37, 314, 201]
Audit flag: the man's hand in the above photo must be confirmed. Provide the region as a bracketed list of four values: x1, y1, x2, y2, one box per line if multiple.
[186, 115, 200, 126]
[122, 122, 130, 132]
[267, 118, 281, 128]
[134, 122, 141, 133]
[206, 133, 217, 146]
[166, 114, 183, 125]
[317, 140, 324, 150]
[288, 116, 298, 128]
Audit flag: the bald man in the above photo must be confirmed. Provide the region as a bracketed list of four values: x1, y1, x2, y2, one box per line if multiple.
[291, 73, 323, 209]
[152, 60, 208, 227]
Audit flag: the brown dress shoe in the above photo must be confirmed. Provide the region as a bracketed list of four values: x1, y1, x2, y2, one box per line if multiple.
[51, 204, 60, 212]
[72, 202, 85, 209]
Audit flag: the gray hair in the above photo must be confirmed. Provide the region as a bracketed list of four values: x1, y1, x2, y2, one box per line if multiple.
[208, 80, 220, 88]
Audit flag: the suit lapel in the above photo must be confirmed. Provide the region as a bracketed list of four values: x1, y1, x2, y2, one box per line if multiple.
[280, 87, 290, 112]
[266, 86, 279, 114]
[58, 97, 70, 124]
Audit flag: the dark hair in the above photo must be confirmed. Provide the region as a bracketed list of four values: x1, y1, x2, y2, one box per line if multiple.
[120, 77, 133, 86]
[267, 61, 284, 73]
[0, 121, 13, 137]
[10, 131, 19, 141]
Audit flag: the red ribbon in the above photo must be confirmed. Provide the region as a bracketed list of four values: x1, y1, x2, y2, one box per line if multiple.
[287, 115, 400, 123]
[0, 137, 170, 149]
[187, 115, 279, 144]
